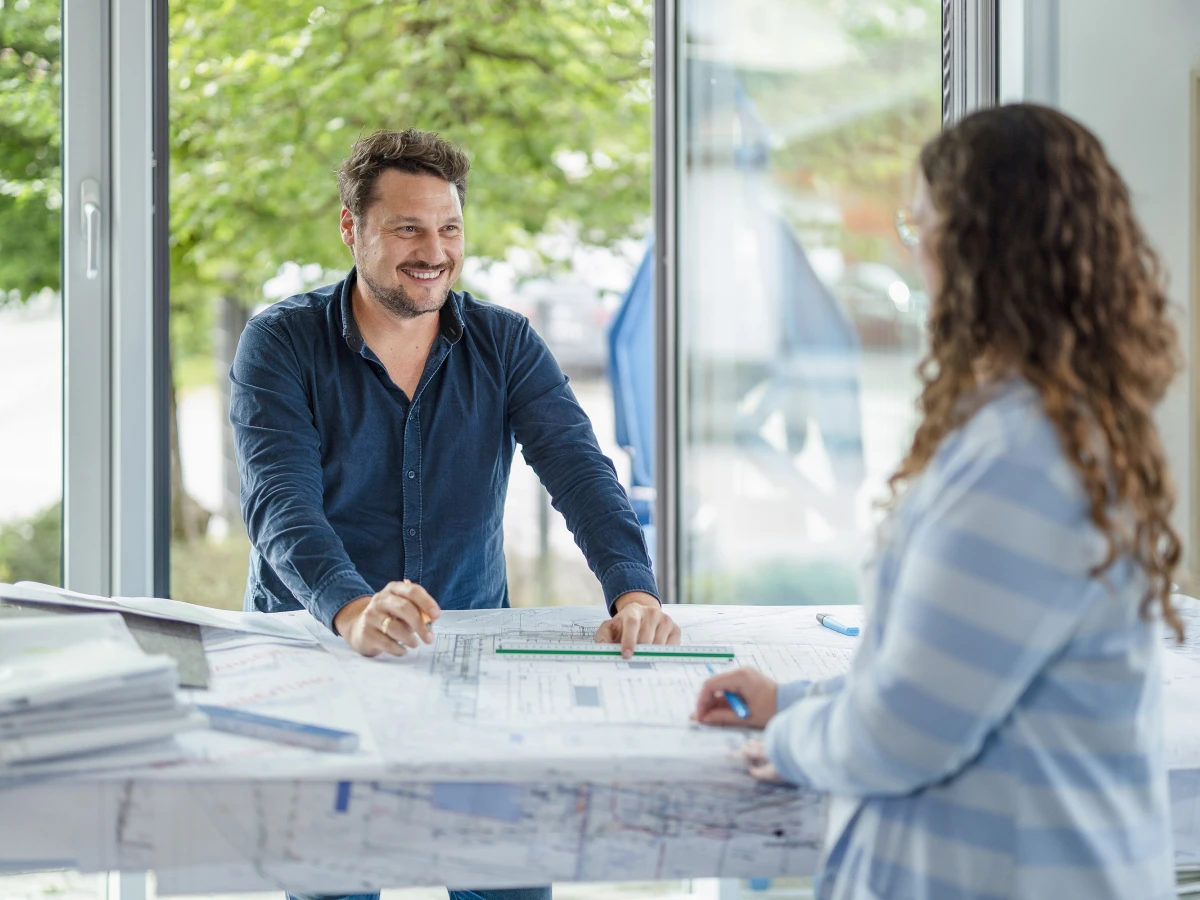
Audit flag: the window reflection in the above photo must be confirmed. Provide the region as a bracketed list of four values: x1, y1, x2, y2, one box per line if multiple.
[677, 0, 941, 605]
[167, 1, 654, 611]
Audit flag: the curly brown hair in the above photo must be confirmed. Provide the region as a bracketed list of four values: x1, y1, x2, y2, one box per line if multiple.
[890, 103, 1184, 638]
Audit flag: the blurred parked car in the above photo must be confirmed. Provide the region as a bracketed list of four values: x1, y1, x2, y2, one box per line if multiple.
[833, 261, 925, 350]
[508, 280, 617, 380]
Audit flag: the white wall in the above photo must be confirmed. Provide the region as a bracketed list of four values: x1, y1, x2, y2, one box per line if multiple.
[1039, 0, 1200, 569]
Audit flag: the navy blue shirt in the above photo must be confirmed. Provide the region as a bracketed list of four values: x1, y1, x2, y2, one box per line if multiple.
[230, 268, 658, 632]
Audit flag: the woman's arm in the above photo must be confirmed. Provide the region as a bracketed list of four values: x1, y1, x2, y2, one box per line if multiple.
[777, 676, 846, 712]
[765, 446, 1105, 795]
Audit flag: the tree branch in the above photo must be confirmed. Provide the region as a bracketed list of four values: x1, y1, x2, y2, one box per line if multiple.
[463, 38, 554, 76]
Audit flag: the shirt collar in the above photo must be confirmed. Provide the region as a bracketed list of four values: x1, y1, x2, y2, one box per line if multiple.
[340, 266, 465, 353]
[339, 270, 365, 353]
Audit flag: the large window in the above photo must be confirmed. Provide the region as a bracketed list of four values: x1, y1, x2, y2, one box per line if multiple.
[0, 2, 105, 898]
[162, 0, 943, 616]
[676, 0, 942, 605]
[0, 0, 62, 589]
[0, 0, 952, 897]
[165, 0, 654, 610]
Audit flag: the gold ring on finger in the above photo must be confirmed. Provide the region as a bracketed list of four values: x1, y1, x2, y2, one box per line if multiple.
[380, 615, 393, 639]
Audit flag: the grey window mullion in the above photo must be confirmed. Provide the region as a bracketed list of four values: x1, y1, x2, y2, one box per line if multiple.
[111, 0, 156, 598]
[62, 0, 112, 595]
[943, 0, 1001, 126]
[653, 0, 679, 603]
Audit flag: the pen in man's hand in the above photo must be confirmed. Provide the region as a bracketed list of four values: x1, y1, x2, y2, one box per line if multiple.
[403, 579, 434, 628]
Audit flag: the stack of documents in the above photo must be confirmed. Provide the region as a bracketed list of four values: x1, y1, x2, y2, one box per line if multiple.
[1178, 865, 1200, 896]
[4, 580, 318, 645]
[0, 612, 205, 775]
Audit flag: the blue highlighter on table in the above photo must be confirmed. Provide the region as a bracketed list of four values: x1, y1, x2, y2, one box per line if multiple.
[816, 613, 860, 637]
[705, 663, 750, 720]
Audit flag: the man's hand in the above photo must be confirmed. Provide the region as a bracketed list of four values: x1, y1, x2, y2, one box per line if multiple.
[693, 666, 778, 729]
[333, 579, 441, 657]
[593, 592, 680, 658]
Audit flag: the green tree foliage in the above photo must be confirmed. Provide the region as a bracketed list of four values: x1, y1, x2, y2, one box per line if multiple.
[0, 0, 61, 300]
[170, 0, 653, 310]
[0, 501, 60, 584]
[0, 0, 941, 313]
[0, 0, 655, 551]
[1, 0, 653, 311]
[745, 0, 941, 195]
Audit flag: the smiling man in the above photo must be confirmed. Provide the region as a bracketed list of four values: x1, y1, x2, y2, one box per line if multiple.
[230, 131, 675, 899]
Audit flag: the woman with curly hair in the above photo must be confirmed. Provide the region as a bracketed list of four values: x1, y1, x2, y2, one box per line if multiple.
[695, 104, 1182, 899]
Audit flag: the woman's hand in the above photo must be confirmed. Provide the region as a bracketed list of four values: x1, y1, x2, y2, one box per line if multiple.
[693, 667, 778, 729]
[743, 738, 786, 783]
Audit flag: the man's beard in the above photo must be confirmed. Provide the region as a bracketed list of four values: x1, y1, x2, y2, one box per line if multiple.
[358, 265, 451, 319]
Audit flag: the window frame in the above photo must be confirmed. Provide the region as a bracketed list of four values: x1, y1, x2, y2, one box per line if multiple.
[62, 0, 168, 602]
[651, 0, 1001, 604]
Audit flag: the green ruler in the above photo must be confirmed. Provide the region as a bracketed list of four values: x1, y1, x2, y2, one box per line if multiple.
[494, 640, 735, 660]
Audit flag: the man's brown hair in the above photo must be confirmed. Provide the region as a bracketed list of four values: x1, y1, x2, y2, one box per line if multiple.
[336, 128, 471, 223]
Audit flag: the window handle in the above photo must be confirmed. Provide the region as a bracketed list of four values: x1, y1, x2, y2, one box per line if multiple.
[81, 178, 100, 280]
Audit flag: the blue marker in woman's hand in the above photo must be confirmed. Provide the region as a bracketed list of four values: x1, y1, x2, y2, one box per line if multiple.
[706, 663, 750, 719]
[816, 613, 860, 637]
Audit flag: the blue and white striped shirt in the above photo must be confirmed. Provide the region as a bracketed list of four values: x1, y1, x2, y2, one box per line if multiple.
[765, 379, 1173, 899]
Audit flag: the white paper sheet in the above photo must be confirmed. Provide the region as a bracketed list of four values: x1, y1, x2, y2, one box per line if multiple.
[5, 582, 317, 644]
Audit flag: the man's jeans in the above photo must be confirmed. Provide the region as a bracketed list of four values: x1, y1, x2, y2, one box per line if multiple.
[286, 888, 551, 900]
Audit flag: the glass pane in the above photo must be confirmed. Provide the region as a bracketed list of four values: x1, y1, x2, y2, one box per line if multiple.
[0, 0, 63, 588]
[677, 0, 941, 605]
[473, 249, 644, 610]
[168, 0, 653, 613]
[0, 0, 91, 896]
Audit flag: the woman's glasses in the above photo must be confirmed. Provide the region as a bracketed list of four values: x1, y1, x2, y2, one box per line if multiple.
[895, 209, 920, 248]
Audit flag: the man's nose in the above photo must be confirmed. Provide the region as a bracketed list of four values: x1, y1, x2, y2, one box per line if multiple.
[412, 231, 448, 265]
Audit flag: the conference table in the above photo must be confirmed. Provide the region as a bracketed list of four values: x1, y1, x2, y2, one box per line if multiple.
[3, 601, 1200, 896]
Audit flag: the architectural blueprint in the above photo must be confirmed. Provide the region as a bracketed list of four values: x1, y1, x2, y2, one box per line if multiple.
[330, 605, 857, 782]
[11, 601, 1200, 894]
[171, 604, 861, 783]
[0, 604, 858, 893]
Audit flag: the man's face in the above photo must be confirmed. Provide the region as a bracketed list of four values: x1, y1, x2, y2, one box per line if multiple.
[340, 169, 465, 319]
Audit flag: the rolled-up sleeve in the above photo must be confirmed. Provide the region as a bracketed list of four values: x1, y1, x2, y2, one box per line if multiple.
[505, 317, 658, 613]
[230, 320, 373, 631]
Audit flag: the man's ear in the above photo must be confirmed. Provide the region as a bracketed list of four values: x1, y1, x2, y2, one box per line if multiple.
[340, 207, 356, 250]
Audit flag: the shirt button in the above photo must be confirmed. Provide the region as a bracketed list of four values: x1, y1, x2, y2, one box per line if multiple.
[407, 470, 416, 479]
[408, 527, 417, 537]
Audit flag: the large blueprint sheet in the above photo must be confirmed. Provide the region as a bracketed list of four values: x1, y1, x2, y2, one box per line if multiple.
[0, 605, 859, 894]
[156, 604, 859, 784]
[5, 777, 825, 894]
[6, 601, 1200, 895]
